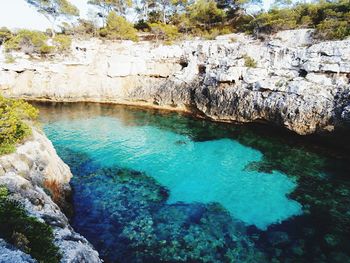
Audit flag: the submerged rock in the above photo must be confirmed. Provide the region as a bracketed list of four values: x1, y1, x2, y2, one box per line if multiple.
[59, 147, 267, 262]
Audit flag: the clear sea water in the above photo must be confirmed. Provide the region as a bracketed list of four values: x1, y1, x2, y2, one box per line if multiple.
[35, 102, 350, 263]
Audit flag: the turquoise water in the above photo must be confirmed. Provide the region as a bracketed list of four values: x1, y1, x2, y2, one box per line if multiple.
[46, 116, 301, 230]
[36, 102, 350, 263]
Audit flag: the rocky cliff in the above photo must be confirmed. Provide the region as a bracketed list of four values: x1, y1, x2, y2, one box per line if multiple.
[0, 127, 101, 263]
[1, 29, 350, 135]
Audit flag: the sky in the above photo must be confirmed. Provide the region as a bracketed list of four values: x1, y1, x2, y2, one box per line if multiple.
[0, 0, 89, 30]
[0, 0, 275, 31]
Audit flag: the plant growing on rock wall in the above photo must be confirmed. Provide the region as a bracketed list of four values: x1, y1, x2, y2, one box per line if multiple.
[0, 96, 38, 155]
[244, 54, 257, 68]
[0, 186, 61, 262]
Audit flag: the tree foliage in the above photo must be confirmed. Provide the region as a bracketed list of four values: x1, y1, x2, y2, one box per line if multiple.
[2, 0, 350, 45]
[88, 0, 133, 21]
[26, 0, 79, 18]
[26, 0, 79, 36]
[245, 0, 350, 40]
[188, 0, 226, 29]
[100, 11, 139, 41]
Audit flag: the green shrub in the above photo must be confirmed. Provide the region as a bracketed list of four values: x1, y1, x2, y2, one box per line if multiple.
[0, 27, 12, 45]
[102, 11, 139, 41]
[4, 30, 48, 54]
[244, 55, 257, 68]
[98, 28, 108, 38]
[134, 19, 151, 32]
[70, 19, 98, 36]
[316, 18, 350, 40]
[4, 30, 73, 56]
[0, 96, 38, 155]
[149, 22, 180, 41]
[245, 0, 350, 40]
[4, 53, 15, 64]
[53, 34, 72, 52]
[201, 28, 232, 40]
[202, 28, 220, 40]
[40, 44, 55, 54]
[188, 0, 225, 30]
[0, 186, 61, 262]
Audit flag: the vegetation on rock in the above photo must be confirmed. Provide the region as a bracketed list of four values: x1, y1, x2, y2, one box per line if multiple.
[0, 0, 348, 56]
[149, 22, 179, 42]
[88, 0, 133, 21]
[4, 30, 72, 56]
[87, 0, 350, 41]
[53, 34, 72, 52]
[0, 27, 12, 45]
[4, 30, 49, 54]
[0, 186, 61, 262]
[244, 54, 257, 68]
[99, 11, 139, 41]
[245, 0, 350, 40]
[0, 95, 38, 155]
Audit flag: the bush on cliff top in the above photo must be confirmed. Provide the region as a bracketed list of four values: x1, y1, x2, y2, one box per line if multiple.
[0, 186, 61, 262]
[53, 34, 72, 52]
[245, 0, 350, 40]
[0, 96, 38, 155]
[149, 22, 180, 42]
[4, 30, 72, 56]
[0, 27, 12, 45]
[4, 30, 49, 54]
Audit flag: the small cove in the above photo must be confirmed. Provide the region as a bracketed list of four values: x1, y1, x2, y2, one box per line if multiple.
[35, 102, 350, 263]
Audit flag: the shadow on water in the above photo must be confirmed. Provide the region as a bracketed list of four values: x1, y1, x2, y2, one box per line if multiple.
[33, 101, 350, 263]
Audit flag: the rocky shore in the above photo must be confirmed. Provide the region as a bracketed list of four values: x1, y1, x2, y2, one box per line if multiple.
[0, 127, 101, 262]
[1, 29, 350, 135]
[1, 29, 350, 261]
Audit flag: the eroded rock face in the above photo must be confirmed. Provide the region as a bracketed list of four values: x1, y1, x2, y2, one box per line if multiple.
[1, 29, 350, 134]
[0, 239, 36, 263]
[0, 128, 102, 263]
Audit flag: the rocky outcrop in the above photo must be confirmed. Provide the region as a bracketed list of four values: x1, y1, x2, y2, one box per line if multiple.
[1, 29, 350, 134]
[0, 127, 101, 263]
[0, 239, 36, 263]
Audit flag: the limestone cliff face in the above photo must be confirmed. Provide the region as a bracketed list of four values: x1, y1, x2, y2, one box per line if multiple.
[0, 128, 102, 263]
[1, 29, 350, 134]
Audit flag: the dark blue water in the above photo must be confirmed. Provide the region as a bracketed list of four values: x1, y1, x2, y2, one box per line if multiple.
[36, 102, 350, 263]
